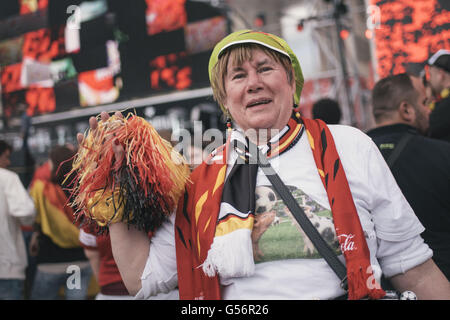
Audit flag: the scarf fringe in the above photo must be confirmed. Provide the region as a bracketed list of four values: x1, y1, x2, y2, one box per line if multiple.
[202, 229, 255, 278]
[346, 261, 386, 300]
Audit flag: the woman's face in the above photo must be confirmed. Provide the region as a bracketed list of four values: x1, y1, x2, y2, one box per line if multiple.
[223, 48, 296, 135]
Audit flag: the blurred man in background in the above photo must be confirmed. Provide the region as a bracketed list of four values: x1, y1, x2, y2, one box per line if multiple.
[0, 140, 36, 299]
[427, 49, 450, 143]
[367, 73, 450, 281]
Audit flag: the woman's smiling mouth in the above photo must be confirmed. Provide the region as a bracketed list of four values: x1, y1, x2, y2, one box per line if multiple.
[246, 98, 273, 108]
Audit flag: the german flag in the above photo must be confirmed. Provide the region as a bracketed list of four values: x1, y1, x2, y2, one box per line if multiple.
[29, 179, 80, 248]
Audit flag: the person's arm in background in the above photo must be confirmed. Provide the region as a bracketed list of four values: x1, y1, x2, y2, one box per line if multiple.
[6, 171, 35, 225]
[29, 230, 40, 257]
[79, 229, 101, 282]
[84, 248, 101, 281]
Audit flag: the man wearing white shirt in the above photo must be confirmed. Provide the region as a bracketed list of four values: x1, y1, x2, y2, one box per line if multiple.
[0, 140, 36, 300]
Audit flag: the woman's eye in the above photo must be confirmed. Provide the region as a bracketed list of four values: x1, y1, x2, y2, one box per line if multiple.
[259, 67, 272, 73]
[232, 73, 245, 80]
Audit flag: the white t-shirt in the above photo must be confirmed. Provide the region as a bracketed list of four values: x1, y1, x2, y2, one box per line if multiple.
[0, 168, 36, 279]
[136, 125, 432, 300]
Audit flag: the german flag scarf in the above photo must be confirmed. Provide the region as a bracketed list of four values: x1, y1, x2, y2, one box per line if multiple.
[175, 112, 385, 300]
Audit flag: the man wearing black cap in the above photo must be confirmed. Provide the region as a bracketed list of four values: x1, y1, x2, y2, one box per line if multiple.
[427, 49, 450, 143]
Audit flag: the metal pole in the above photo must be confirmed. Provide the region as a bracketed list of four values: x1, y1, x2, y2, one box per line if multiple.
[333, 0, 356, 126]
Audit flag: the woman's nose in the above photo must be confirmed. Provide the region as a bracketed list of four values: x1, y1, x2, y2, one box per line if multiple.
[246, 70, 262, 93]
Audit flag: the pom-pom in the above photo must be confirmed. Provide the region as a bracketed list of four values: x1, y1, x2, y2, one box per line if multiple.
[66, 113, 191, 233]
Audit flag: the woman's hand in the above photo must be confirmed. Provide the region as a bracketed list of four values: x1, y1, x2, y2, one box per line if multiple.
[76, 111, 125, 165]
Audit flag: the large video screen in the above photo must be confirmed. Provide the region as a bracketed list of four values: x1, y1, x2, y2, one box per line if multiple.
[0, 0, 228, 129]
[371, 0, 450, 78]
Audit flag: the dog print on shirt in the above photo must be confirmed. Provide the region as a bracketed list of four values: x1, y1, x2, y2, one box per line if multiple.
[252, 185, 341, 262]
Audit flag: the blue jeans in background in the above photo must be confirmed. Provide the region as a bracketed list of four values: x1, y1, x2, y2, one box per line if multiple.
[30, 264, 92, 300]
[0, 279, 24, 300]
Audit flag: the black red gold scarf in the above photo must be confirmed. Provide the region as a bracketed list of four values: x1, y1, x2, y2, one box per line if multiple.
[201, 114, 303, 278]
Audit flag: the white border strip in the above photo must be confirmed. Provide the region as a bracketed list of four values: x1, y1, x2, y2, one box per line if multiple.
[219, 39, 292, 60]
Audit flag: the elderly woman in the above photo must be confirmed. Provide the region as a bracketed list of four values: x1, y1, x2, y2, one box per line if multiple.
[81, 30, 450, 300]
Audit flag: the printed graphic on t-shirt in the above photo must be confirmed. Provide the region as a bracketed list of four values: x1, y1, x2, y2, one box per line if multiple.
[252, 185, 341, 263]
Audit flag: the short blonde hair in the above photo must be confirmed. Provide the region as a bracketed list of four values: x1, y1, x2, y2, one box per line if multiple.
[210, 43, 295, 114]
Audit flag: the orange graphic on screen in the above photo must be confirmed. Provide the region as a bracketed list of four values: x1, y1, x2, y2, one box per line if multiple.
[20, 0, 48, 14]
[371, 0, 450, 78]
[25, 87, 56, 116]
[146, 0, 187, 35]
[1, 91, 25, 118]
[1, 63, 23, 93]
[22, 27, 65, 63]
[78, 69, 120, 107]
[150, 52, 192, 90]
